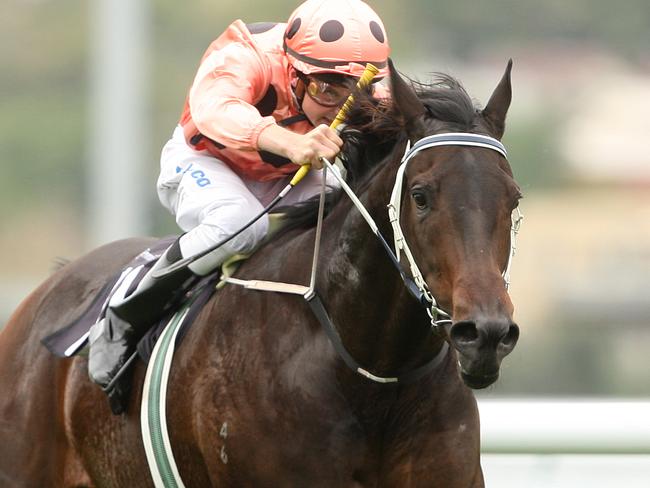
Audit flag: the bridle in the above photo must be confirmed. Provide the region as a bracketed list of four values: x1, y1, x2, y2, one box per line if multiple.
[387, 132, 522, 328]
[223, 132, 523, 384]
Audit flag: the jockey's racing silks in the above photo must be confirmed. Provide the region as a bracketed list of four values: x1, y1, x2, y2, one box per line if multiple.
[179, 20, 388, 182]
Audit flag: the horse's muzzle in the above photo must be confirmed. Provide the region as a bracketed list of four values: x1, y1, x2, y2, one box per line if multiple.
[449, 318, 519, 389]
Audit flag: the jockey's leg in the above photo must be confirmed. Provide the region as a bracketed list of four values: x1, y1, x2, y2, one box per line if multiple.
[158, 126, 271, 274]
[87, 237, 196, 396]
[89, 134, 269, 413]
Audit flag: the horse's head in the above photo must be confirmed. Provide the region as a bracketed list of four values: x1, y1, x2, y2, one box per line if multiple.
[389, 60, 522, 389]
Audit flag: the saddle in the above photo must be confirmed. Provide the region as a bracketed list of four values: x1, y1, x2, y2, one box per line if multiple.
[41, 236, 234, 363]
[42, 211, 289, 363]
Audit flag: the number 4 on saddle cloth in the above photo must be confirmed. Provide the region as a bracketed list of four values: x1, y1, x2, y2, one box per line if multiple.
[41, 236, 229, 396]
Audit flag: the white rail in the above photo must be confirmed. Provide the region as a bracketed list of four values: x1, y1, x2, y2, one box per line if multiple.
[478, 398, 650, 454]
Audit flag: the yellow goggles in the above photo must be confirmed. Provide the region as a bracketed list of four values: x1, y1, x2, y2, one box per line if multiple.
[305, 77, 354, 107]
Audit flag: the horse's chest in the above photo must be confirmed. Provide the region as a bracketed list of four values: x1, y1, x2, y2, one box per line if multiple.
[190, 388, 468, 487]
[172, 320, 479, 486]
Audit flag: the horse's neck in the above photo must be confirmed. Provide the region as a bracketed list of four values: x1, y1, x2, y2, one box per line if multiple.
[316, 161, 441, 376]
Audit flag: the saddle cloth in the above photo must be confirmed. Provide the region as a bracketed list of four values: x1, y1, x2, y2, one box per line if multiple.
[41, 236, 222, 363]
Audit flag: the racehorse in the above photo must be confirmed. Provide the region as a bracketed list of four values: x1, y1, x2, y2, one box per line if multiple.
[0, 60, 521, 487]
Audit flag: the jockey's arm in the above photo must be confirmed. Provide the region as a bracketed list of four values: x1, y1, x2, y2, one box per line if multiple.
[188, 40, 343, 170]
[188, 43, 276, 151]
[257, 123, 342, 170]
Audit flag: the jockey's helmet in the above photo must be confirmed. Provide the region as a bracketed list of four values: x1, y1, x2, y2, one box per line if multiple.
[283, 0, 390, 79]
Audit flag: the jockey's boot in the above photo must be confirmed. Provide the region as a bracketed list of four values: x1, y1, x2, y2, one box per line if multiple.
[88, 239, 199, 414]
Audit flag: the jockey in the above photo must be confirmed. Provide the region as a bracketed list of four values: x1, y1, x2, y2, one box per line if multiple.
[88, 0, 391, 409]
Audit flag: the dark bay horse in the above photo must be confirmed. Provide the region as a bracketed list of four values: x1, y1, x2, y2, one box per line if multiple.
[0, 60, 521, 487]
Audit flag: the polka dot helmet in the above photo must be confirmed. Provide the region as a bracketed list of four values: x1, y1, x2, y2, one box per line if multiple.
[283, 0, 390, 78]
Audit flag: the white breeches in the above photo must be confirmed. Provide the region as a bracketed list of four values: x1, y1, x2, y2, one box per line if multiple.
[157, 126, 339, 274]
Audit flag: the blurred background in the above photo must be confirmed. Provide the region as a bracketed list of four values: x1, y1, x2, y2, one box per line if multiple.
[1, 0, 649, 484]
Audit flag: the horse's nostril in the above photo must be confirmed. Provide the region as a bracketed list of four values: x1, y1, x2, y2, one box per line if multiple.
[501, 323, 519, 347]
[450, 321, 479, 345]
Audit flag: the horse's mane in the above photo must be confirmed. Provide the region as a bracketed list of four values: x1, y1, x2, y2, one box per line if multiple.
[273, 73, 480, 233]
[346, 73, 479, 144]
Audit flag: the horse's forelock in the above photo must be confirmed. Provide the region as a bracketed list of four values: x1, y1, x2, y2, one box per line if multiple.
[417, 75, 479, 131]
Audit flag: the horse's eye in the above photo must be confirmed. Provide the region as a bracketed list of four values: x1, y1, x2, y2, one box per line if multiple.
[411, 190, 428, 210]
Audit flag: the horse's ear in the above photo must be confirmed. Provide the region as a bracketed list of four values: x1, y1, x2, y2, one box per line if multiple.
[388, 58, 427, 139]
[482, 59, 513, 140]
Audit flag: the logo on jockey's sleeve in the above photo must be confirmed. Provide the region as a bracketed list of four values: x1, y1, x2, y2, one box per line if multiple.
[176, 163, 211, 187]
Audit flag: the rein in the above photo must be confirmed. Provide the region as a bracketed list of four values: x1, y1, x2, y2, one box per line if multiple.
[224, 132, 522, 384]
